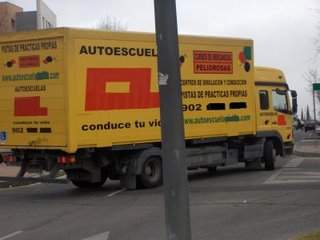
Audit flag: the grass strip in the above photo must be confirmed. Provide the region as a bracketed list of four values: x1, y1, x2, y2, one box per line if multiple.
[296, 231, 320, 240]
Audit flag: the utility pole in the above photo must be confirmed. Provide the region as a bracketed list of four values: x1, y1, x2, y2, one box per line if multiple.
[154, 1, 192, 240]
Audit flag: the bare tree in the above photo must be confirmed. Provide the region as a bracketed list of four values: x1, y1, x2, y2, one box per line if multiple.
[96, 16, 127, 32]
[306, 105, 311, 121]
[315, 8, 320, 57]
[304, 68, 320, 103]
[303, 8, 320, 119]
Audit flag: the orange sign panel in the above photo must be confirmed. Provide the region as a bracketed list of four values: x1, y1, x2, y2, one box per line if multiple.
[193, 51, 233, 74]
[19, 55, 40, 68]
[85, 68, 159, 111]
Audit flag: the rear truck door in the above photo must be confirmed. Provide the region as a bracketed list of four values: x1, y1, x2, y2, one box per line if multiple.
[0, 36, 67, 149]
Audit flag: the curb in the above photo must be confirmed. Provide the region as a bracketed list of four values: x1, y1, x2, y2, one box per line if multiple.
[294, 138, 320, 158]
[294, 150, 320, 158]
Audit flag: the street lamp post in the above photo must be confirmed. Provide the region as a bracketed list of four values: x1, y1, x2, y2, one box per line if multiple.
[154, 0, 192, 240]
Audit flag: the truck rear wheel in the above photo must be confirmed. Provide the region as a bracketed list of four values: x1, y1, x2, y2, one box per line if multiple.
[264, 140, 276, 170]
[139, 156, 162, 188]
[68, 169, 108, 189]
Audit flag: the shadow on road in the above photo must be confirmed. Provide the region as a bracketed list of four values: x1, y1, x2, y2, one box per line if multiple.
[187, 165, 263, 182]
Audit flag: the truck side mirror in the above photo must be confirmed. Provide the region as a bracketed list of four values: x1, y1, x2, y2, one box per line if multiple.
[291, 90, 297, 115]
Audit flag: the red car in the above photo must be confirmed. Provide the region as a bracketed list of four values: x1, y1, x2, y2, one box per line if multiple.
[0, 150, 15, 165]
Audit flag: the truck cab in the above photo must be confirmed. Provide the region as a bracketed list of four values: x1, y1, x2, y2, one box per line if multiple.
[255, 67, 296, 156]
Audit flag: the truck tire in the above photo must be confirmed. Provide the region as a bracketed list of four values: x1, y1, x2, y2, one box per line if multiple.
[264, 140, 276, 170]
[207, 166, 217, 173]
[139, 156, 162, 188]
[69, 170, 108, 189]
[71, 180, 106, 189]
[245, 159, 262, 170]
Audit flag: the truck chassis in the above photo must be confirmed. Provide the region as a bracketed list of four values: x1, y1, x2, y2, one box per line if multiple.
[10, 134, 291, 189]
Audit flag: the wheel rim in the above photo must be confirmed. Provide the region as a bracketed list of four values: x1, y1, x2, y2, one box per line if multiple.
[145, 161, 157, 177]
[144, 158, 161, 182]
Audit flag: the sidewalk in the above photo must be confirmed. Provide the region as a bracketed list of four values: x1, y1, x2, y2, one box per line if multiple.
[294, 138, 320, 157]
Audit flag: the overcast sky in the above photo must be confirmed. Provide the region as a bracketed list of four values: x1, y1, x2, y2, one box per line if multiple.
[7, 0, 320, 115]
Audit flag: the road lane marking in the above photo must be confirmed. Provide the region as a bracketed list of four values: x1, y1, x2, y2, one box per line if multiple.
[264, 167, 320, 184]
[0, 231, 23, 240]
[264, 179, 319, 184]
[282, 171, 320, 176]
[264, 169, 282, 184]
[82, 231, 109, 240]
[106, 188, 126, 198]
[278, 175, 320, 179]
[284, 158, 304, 168]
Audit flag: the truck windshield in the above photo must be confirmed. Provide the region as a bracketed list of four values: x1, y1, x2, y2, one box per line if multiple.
[272, 90, 289, 113]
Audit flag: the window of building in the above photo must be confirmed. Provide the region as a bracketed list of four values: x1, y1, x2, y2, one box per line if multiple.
[11, 19, 15, 29]
[272, 90, 289, 113]
[259, 90, 269, 110]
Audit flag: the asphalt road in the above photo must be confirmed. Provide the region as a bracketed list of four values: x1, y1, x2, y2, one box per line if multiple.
[294, 129, 319, 142]
[0, 154, 320, 240]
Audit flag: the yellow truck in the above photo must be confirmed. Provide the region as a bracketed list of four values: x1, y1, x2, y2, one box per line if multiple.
[0, 28, 297, 188]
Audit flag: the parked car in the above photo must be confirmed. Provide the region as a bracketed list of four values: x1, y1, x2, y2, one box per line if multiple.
[304, 120, 316, 132]
[293, 117, 304, 130]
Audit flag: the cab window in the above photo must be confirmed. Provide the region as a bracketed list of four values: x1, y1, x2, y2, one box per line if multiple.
[272, 90, 289, 113]
[259, 90, 269, 110]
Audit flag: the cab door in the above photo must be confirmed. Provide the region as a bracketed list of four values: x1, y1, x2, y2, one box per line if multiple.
[256, 88, 274, 132]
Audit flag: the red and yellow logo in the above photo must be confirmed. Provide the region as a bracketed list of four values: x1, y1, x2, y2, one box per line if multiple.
[85, 68, 159, 111]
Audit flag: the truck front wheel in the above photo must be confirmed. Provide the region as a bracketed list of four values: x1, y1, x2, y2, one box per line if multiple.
[139, 156, 162, 188]
[264, 140, 276, 170]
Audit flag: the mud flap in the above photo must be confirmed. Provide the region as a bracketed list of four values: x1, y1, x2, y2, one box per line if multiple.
[120, 160, 137, 190]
